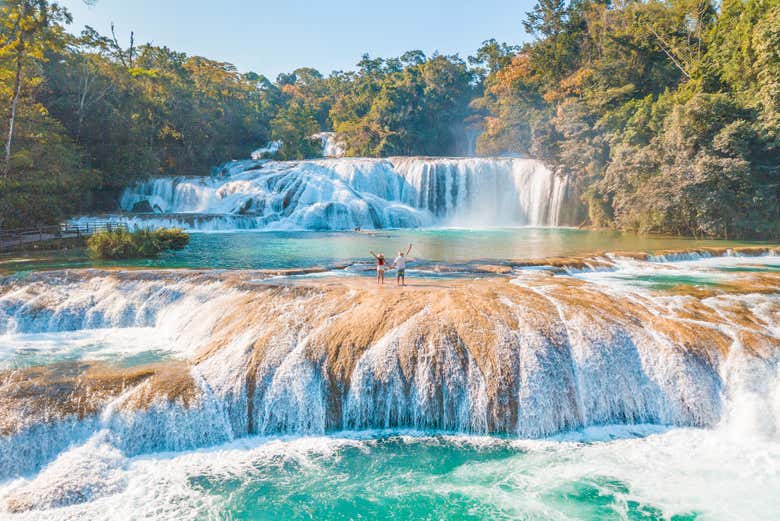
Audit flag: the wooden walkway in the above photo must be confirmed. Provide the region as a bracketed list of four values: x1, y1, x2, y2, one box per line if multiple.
[0, 222, 127, 253]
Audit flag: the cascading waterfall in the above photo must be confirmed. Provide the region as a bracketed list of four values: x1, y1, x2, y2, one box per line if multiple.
[310, 132, 346, 158]
[103, 157, 570, 231]
[389, 157, 567, 227]
[1, 252, 779, 500]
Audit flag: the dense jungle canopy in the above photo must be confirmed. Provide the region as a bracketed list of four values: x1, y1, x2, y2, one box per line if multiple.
[0, 0, 778, 238]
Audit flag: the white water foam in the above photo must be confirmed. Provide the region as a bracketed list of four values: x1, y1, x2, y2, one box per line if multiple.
[0, 257, 778, 517]
[94, 157, 568, 231]
[2, 421, 779, 520]
[573, 254, 780, 290]
[0, 328, 176, 370]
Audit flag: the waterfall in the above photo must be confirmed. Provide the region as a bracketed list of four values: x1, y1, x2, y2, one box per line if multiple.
[106, 157, 570, 231]
[310, 132, 346, 158]
[390, 157, 566, 227]
[2, 252, 778, 482]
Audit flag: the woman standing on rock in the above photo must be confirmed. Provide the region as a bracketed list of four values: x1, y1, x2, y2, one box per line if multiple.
[369, 250, 387, 285]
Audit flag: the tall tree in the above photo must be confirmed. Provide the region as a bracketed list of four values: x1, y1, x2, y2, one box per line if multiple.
[0, 0, 70, 175]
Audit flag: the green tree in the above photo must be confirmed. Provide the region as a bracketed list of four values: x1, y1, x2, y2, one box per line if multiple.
[1, 0, 70, 175]
[271, 100, 320, 160]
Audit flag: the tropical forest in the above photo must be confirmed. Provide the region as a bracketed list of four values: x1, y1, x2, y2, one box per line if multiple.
[1, 0, 778, 238]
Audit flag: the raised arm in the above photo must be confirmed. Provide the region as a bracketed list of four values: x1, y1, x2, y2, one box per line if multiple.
[405, 243, 412, 256]
[369, 250, 379, 260]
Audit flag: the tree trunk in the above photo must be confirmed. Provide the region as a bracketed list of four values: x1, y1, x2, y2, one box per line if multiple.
[3, 49, 24, 177]
[76, 62, 90, 142]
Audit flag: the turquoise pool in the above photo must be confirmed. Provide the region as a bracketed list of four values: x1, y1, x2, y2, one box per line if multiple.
[0, 228, 763, 273]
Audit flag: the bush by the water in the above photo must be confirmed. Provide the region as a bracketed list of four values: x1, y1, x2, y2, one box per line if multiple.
[87, 228, 190, 259]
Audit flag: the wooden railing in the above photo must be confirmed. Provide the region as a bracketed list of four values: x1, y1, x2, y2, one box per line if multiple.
[0, 221, 128, 252]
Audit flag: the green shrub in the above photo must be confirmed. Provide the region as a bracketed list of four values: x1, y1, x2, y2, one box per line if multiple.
[153, 228, 190, 251]
[87, 228, 190, 259]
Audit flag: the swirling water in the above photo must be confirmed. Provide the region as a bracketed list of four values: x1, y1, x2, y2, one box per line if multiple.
[5, 425, 780, 520]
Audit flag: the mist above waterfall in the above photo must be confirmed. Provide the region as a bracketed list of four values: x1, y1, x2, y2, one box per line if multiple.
[115, 157, 570, 231]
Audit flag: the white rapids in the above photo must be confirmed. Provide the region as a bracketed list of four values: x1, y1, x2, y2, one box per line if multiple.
[0, 254, 778, 518]
[102, 157, 570, 231]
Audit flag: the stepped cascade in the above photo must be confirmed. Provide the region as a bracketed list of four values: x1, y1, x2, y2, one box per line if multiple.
[111, 157, 571, 231]
[1, 252, 779, 500]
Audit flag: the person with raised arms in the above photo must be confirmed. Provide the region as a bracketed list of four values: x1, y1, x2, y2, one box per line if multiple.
[393, 244, 413, 287]
[369, 249, 387, 285]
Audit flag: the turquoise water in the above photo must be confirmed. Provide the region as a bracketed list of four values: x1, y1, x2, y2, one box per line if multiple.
[596, 265, 780, 290]
[200, 435, 694, 521]
[0, 329, 178, 370]
[1, 231, 779, 519]
[571, 255, 780, 291]
[32, 427, 778, 520]
[0, 228, 762, 273]
[717, 264, 780, 272]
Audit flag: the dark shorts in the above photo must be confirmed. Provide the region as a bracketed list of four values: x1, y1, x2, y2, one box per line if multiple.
[397, 269, 405, 276]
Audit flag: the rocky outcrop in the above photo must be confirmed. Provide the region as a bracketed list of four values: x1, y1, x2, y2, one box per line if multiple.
[130, 200, 154, 213]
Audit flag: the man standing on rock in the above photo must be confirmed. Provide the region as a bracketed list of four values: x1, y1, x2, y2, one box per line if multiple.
[393, 244, 413, 287]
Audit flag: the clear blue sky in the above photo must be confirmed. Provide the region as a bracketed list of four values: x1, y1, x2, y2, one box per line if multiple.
[60, 0, 536, 80]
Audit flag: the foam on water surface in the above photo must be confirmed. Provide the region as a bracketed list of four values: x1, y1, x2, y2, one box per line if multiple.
[2, 423, 779, 520]
[0, 328, 176, 369]
[571, 253, 780, 291]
